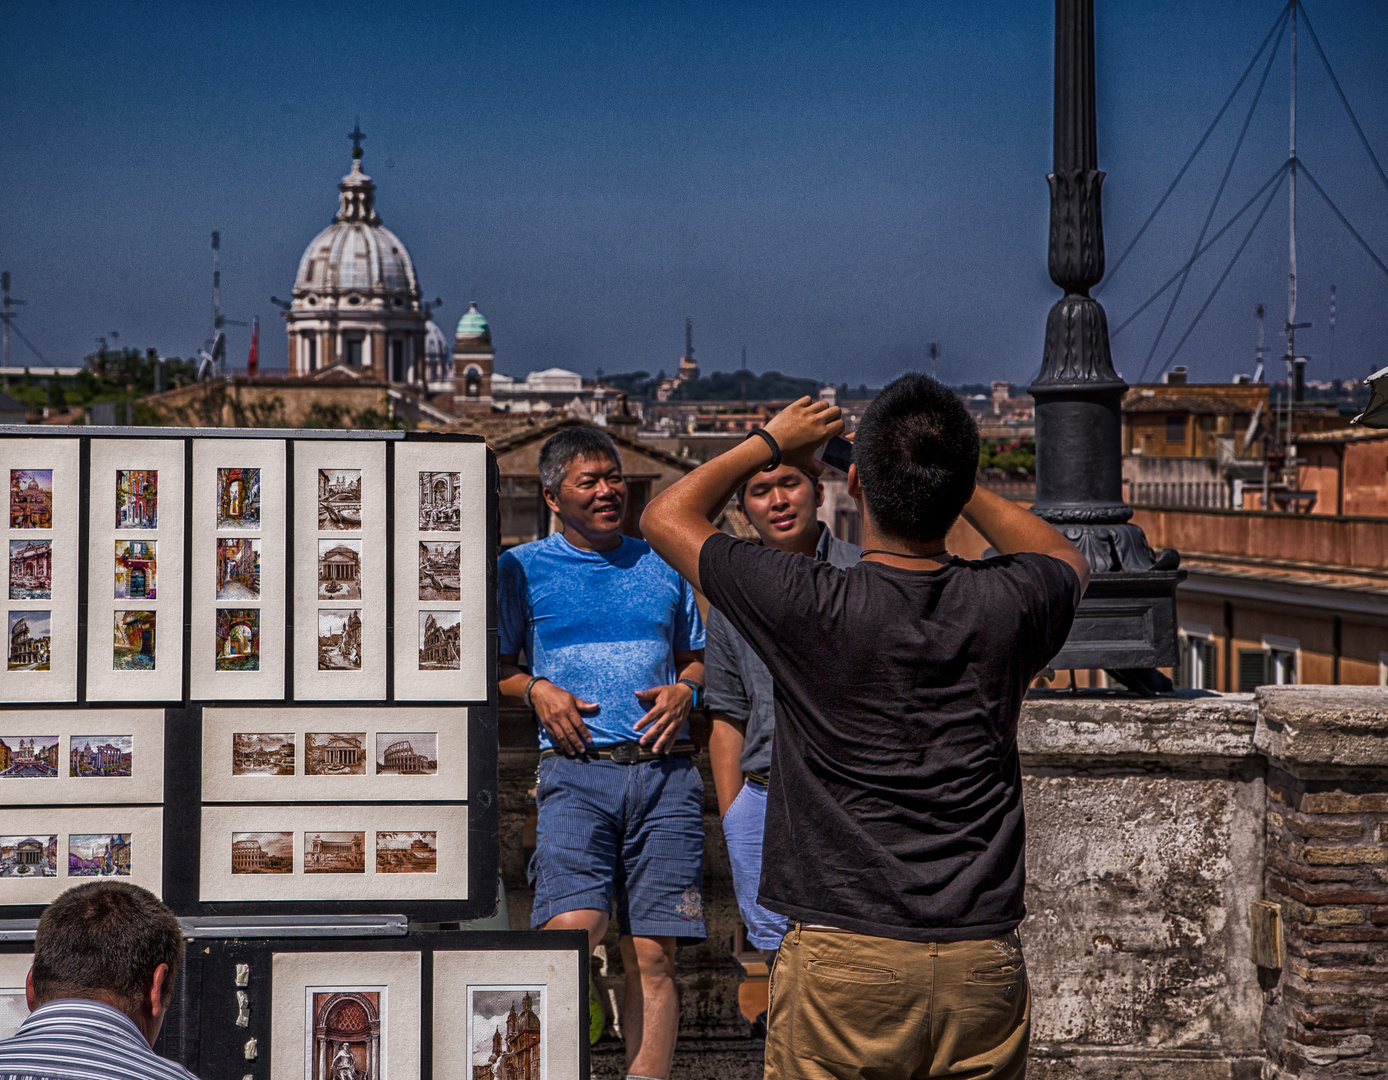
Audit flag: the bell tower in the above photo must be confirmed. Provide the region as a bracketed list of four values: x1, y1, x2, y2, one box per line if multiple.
[452, 301, 494, 415]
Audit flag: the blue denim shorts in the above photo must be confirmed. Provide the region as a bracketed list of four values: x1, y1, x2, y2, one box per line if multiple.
[529, 754, 707, 944]
[722, 780, 789, 951]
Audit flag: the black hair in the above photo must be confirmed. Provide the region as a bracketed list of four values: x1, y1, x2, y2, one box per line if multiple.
[853, 373, 979, 541]
[538, 426, 621, 493]
[32, 880, 185, 1012]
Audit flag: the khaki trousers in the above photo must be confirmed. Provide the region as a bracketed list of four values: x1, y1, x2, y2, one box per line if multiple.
[764, 925, 1030, 1080]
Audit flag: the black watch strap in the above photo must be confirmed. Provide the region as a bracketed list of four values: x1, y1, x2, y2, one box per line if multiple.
[747, 428, 781, 472]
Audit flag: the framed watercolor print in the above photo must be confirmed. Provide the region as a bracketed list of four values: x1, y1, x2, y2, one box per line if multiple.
[190, 439, 288, 701]
[392, 440, 489, 702]
[170, 933, 586, 1080]
[0, 439, 79, 702]
[85, 438, 185, 701]
[0, 708, 164, 805]
[199, 707, 465, 804]
[293, 440, 387, 702]
[0, 806, 163, 906]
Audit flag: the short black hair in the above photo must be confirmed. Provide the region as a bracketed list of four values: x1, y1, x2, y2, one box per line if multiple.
[853, 373, 979, 541]
[538, 426, 621, 493]
[32, 881, 184, 1012]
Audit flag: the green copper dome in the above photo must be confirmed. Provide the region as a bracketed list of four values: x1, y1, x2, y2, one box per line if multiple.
[456, 301, 490, 340]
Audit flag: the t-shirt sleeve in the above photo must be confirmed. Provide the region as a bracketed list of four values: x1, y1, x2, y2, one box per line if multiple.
[697, 531, 816, 652]
[703, 606, 751, 722]
[1012, 552, 1082, 672]
[496, 550, 529, 658]
[673, 574, 705, 651]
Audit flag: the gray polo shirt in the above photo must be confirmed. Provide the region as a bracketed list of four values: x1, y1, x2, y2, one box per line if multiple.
[704, 522, 861, 775]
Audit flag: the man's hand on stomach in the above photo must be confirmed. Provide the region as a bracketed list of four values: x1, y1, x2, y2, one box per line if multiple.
[635, 682, 695, 755]
[530, 680, 598, 755]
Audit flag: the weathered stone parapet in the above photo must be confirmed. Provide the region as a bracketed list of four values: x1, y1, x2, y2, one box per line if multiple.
[1255, 688, 1388, 1079]
[496, 691, 1388, 1079]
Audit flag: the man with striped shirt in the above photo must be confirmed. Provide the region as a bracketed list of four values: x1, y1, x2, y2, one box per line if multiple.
[0, 881, 197, 1080]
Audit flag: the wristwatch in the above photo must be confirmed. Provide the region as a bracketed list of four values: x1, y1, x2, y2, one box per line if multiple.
[678, 678, 703, 708]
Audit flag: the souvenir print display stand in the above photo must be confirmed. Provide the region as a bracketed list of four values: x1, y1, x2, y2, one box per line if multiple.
[0, 427, 586, 1078]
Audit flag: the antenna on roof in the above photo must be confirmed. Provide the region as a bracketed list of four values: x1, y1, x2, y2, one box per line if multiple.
[1254, 303, 1265, 383]
[685, 317, 693, 362]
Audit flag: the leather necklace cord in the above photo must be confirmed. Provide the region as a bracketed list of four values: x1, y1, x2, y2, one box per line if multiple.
[860, 548, 948, 559]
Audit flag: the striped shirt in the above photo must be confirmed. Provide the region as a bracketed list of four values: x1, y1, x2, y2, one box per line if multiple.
[0, 999, 199, 1080]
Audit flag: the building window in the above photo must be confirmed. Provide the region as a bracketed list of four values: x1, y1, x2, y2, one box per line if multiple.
[835, 506, 862, 546]
[621, 480, 652, 539]
[346, 338, 363, 367]
[1379, 652, 1388, 686]
[391, 340, 405, 383]
[1165, 415, 1185, 443]
[1176, 631, 1217, 690]
[499, 479, 545, 550]
[305, 336, 317, 370]
[1237, 637, 1299, 691]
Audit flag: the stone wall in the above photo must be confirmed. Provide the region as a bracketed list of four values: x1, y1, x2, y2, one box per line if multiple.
[497, 687, 1388, 1079]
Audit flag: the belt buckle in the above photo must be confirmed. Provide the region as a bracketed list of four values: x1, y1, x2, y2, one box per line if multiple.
[608, 742, 638, 765]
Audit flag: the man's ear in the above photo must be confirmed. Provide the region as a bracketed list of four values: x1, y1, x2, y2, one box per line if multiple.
[846, 463, 863, 501]
[25, 965, 36, 1012]
[813, 479, 825, 509]
[148, 963, 170, 1019]
[541, 487, 562, 516]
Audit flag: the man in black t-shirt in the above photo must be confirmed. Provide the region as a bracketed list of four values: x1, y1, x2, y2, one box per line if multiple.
[640, 375, 1088, 1080]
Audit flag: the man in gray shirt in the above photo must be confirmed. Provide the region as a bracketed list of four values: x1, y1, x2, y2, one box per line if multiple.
[706, 463, 860, 969]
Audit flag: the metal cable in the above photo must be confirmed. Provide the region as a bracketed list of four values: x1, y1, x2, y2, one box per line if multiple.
[1163, 169, 1287, 368]
[1297, 1, 1388, 199]
[1135, 11, 1288, 383]
[1111, 161, 1287, 339]
[1299, 162, 1388, 281]
[1099, 2, 1291, 292]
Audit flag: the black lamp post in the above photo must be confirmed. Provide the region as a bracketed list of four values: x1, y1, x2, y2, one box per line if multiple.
[1029, 0, 1184, 689]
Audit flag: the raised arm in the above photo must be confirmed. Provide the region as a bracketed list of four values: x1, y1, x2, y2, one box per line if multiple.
[960, 485, 1091, 598]
[641, 398, 844, 590]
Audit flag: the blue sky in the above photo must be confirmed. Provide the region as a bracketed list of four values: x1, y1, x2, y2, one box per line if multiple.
[3, 1, 1386, 387]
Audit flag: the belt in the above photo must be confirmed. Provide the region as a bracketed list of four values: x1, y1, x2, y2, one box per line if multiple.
[540, 739, 697, 764]
[743, 770, 769, 788]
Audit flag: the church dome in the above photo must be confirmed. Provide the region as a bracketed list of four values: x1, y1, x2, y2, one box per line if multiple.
[292, 150, 420, 308]
[456, 302, 490, 342]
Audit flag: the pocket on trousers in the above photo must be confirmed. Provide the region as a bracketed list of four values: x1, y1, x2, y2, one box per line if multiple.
[968, 963, 1025, 985]
[804, 959, 898, 985]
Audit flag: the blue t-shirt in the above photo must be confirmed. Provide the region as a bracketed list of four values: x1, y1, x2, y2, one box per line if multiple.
[498, 532, 705, 748]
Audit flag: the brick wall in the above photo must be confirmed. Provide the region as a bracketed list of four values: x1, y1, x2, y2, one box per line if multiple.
[1265, 778, 1388, 1073]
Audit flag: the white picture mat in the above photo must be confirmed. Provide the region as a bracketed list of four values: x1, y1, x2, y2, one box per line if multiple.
[392, 442, 488, 702]
[293, 441, 386, 701]
[0, 709, 164, 805]
[0, 955, 29, 1042]
[434, 951, 581, 1080]
[85, 439, 185, 701]
[271, 952, 420, 1080]
[0, 806, 164, 905]
[190, 440, 287, 701]
[0, 439, 80, 702]
[198, 804, 467, 902]
[200, 707, 466, 803]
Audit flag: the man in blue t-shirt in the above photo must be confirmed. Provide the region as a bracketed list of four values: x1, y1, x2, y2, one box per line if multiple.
[498, 426, 705, 1080]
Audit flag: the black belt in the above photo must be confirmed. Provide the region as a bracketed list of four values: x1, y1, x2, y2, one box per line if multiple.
[541, 739, 697, 764]
[743, 770, 769, 788]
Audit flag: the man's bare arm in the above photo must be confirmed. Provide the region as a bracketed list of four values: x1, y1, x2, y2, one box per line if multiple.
[708, 713, 747, 818]
[641, 398, 844, 590]
[960, 486, 1091, 598]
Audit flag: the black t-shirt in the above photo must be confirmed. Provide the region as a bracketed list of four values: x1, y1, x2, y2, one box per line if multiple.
[698, 531, 1078, 943]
